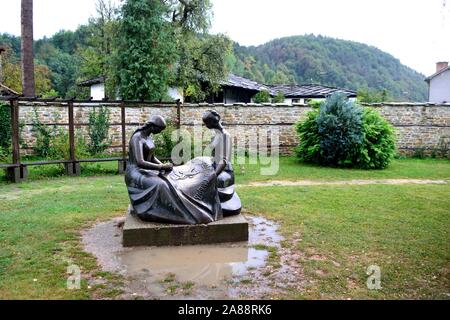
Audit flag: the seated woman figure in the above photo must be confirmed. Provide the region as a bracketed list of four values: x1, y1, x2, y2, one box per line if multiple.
[125, 115, 225, 225]
[202, 110, 242, 217]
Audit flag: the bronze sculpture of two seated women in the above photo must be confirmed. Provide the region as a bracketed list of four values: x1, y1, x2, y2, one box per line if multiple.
[125, 110, 242, 225]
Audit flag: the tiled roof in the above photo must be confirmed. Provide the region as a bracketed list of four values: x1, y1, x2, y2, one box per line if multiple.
[269, 84, 357, 98]
[75, 73, 356, 99]
[78, 76, 105, 87]
[223, 74, 356, 98]
[222, 74, 270, 92]
[0, 83, 19, 96]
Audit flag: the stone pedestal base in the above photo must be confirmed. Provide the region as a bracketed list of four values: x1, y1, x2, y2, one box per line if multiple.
[123, 207, 248, 247]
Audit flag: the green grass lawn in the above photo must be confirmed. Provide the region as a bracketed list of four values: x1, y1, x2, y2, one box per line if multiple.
[240, 184, 450, 299]
[1, 157, 450, 186]
[234, 157, 450, 184]
[0, 157, 449, 299]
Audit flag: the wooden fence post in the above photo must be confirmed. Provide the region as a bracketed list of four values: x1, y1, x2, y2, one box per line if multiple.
[64, 100, 80, 176]
[176, 99, 181, 131]
[7, 98, 27, 182]
[118, 101, 127, 174]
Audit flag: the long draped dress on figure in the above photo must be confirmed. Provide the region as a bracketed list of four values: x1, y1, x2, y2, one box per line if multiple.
[125, 134, 223, 225]
[210, 129, 242, 217]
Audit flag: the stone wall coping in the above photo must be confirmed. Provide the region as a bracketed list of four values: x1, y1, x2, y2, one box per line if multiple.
[361, 102, 450, 107]
[16, 101, 177, 108]
[181, 103, 310, 108]
[182, 102, 450, 108]
[10, 101, 450, 109]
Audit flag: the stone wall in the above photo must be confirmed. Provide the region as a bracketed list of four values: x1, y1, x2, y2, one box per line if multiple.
[17, 101, 178, 155]
[14, 101, 450, 157]
[370, 103, 450, 155]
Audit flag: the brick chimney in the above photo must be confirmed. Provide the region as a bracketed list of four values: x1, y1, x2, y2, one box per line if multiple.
[436, 61, 449, 73]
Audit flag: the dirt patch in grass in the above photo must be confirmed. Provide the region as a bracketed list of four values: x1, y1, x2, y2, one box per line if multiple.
[0, 182, 98, 201]
[246, 179, 450, 187]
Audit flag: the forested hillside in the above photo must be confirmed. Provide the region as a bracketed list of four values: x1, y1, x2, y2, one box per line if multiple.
[228, 35, 428, 101]
[1, 31, 428, 101]
[0, 28, 101, 99]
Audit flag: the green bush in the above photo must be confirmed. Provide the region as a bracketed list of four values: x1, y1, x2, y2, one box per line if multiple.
[0, 146, 11, 163]
[432, 137, 449, 159]
[50, 131, 90, 160]
[0, 103, 12, 161]
[351, 108, 396, 169]
[32, 108, 56, 158]
[253, 90, 271, 103]
[294, 108, 321, 163]
[272, 91, 285, 103]
[0, 103, 11, 150]
[295, 93, 396, 169]
[307, 100, 322, 108]
[302, 93, 364, 166]
[87, 106, 111, 156]
[153, 121, 176, 159]
[31, 108, 90, 160]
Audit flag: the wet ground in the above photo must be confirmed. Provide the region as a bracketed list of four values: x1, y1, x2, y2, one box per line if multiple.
[82, 215, 306, 300]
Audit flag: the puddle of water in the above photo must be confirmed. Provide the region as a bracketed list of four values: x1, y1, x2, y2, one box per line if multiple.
[82, 215, 283, 299]
[118, 246, 268, 287]
[249, 216, 284, 246]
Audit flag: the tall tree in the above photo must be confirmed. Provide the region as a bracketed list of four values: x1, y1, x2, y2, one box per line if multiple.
[78, 0, 119, 98]
[173, 33, 231, 100]
[164, 0, 213, 32]
[21, 0, 35, 97]
[116, 0, 177, 100]
[164, 0, 232, 101]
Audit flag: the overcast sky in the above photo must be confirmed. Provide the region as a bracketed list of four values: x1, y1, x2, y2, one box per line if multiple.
[0, 0, 448, 76]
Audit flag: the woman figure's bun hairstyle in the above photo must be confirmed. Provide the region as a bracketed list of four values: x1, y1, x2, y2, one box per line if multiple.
[202, 110, 221, 124]
[135, 115, 167, 134]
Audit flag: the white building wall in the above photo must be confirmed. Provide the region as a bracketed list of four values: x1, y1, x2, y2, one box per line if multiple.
[168, 87, 184, 103]
[90, 83, 105, 100]
[429, 70, 450, 103]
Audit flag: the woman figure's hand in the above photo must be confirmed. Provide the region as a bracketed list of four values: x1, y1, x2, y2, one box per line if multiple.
[162, 163, 174, 171]
[215, 159, 227, 176]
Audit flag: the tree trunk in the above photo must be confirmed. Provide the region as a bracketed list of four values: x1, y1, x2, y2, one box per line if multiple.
[21, 0, 35, 97]
[0, 48, 4, 84]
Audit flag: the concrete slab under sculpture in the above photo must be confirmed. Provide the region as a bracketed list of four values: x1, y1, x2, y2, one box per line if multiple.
[123, 206, 249, 247]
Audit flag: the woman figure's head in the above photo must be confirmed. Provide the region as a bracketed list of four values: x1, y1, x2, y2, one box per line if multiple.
[137, 115, 167, 135]
[202, 110, 222, 130]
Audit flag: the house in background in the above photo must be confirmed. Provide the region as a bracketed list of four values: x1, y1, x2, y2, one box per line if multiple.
[167, 87, 184, 103]
[78, 76, 106, 100]
[425, 62, 450, 103]
[204, 74, 357, 104]
[77, 73, 357, 104]
[0, 83, 19, 97]
[269, 84, 357, 104]
[204, 74, 268, 103]
[78, 76, 183, 102]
